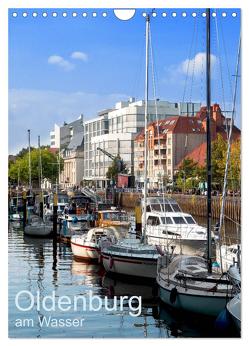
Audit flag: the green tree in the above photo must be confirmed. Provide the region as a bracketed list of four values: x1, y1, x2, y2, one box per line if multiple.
[106, 155, 128, 184]
[228, 138, 241, 190]
[9, 148, 64, 186]
[175, 158, 200, 191]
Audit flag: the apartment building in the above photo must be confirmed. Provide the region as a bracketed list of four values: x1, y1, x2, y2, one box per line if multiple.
[134, 104, 241, 187]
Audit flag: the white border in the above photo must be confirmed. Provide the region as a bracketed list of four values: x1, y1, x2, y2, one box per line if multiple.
[1, 1, 248, 345]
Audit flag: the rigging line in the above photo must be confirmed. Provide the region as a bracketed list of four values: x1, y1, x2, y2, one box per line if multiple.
[182, 16, 197, 105]
[149, 22, 170, 250]
[214, 13, 226, 115]
[219, 18, 234, 109]
[218, 36, 241, 273]
[189, 17, 199, 104]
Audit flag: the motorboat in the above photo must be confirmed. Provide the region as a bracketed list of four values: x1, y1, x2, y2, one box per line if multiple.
[59, 213, 89, 235]
[71, 226, 125, 261]
[216, 244, 241, 272]
[96, 208, 130, 229]
[144, 197, 211, 256]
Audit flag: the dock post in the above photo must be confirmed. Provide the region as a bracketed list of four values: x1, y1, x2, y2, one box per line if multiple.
[22, 191, 27, 228]
[39, 192, 43, 220]
[53, 193, 58, 238]
[135, 199, 142, 237]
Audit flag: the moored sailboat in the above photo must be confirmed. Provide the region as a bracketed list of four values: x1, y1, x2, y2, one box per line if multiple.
[101, 14, 163, 280]
[157, 9, 235, 316]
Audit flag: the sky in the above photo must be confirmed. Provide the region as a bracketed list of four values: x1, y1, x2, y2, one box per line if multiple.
[9, 8, 241, 154]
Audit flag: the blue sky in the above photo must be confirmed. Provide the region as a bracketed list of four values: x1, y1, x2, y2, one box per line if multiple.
[9, 8, 241, 154]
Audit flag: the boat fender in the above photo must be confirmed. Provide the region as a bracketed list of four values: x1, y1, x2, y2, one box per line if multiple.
[156, 245, 164, 256]
[170, 287, 178, 304]
[72, 216, 78, 224]
[109, 256, 114, 269]
[214, 308, 232, 335]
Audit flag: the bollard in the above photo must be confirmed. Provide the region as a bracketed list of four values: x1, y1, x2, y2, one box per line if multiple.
[53, 193, 58, 238]
[22, 191, 27, 228]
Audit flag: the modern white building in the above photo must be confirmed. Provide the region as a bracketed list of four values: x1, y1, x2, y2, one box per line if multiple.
[82, 98, 201, 188]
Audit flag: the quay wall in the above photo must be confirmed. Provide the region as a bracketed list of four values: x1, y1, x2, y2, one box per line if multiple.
[117, 192, 241, 223]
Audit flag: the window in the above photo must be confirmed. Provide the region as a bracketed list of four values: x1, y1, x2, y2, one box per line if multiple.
[168, 137, 171, 145]
[161, 204, 173, 212]
[147, 216, 160, 226]
[173, 217, 186, 224]
[146, 205, 151, 212]
[184, 216, 196, 224]
[151, 204, 161, 212]
[171, 204, 181, 212]
[161, 217, 173, 224]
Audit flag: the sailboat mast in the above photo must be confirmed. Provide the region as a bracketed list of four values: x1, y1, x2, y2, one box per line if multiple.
[28, 129, 32, 194]
[143, 14, 150, 244]
[206, 8, 212, 273]
[38, 135, 43, 189]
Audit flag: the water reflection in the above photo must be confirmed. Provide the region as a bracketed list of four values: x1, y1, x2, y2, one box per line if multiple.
[8, 224, 238, 338]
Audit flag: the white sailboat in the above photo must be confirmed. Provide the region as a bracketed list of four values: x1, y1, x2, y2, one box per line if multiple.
[101, 14, 162, 280]
[157, 9, 235, 316]
[24, 135, 52, 237]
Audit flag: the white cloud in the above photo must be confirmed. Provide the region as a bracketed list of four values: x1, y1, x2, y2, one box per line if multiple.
[71, 51, 88, 62]
[9, 88, 129, 154]
[48, 55, 74, 71]
[179, 52, 217, 76]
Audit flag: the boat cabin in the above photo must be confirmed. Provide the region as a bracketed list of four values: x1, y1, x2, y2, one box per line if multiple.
[96, 209, 129, 227]
[146, 214, 197, 226]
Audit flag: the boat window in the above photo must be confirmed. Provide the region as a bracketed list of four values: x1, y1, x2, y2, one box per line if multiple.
[161, 217, 173, 224]
[184, 216, 196, 224]
[151, 204, 161, 211]
[172, 217, 186, 224]
[161, 204, 173, 212]
[111, 212, 128, 222]
[146, 205, 151, 212]
[103, 212, 110, 220]
[147, 216, 160, 226]
[171, 204, 181, 212]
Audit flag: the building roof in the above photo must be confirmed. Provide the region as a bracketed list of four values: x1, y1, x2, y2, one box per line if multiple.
[135, 115, 205, 141]
[67, 132, 84, 150]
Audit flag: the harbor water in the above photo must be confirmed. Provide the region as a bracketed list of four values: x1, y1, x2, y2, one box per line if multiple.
[8, 221, 239, 338]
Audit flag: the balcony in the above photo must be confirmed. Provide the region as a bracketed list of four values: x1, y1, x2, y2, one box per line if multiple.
[154, 144, 166, 149]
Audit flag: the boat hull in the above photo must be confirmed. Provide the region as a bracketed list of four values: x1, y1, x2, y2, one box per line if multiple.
[24, 225, 52, 237]
[158, 282, 230, 317]
[101, 252, 157, 279]
[71, 241, 100, 260]
[226, 295, 241, 332]
[147, 236, 207, 256]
